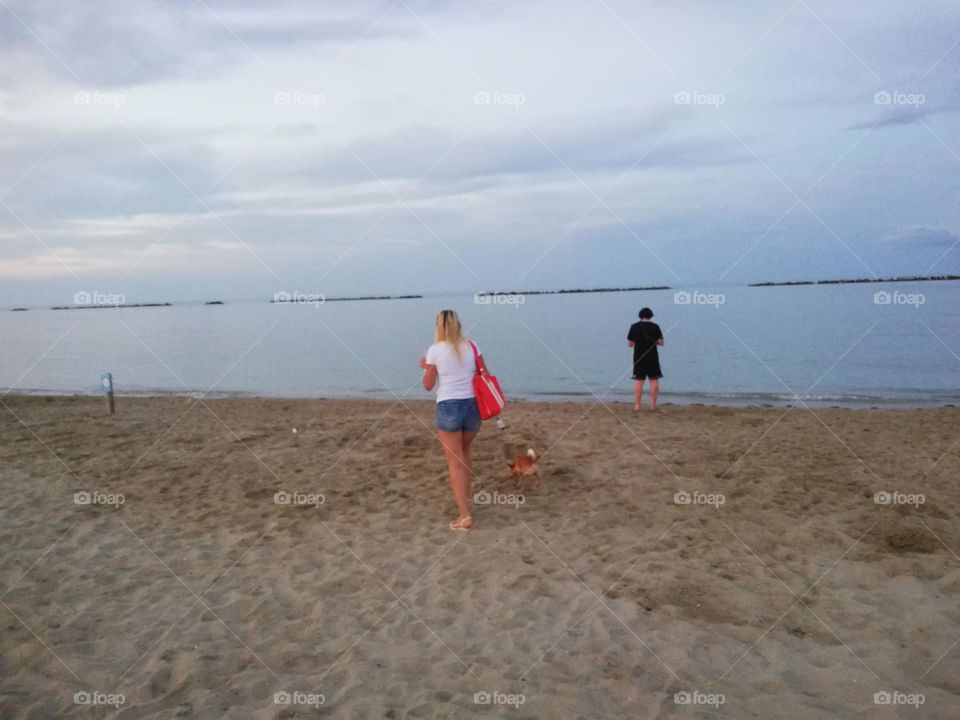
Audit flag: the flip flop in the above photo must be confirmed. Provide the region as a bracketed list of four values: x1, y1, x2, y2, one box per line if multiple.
[449, 517, 473, 531]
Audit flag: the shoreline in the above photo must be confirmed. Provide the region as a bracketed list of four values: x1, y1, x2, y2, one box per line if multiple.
[3, 388, 957, 411]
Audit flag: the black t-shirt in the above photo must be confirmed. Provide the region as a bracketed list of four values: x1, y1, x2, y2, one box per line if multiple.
[627, 321, 662, 361]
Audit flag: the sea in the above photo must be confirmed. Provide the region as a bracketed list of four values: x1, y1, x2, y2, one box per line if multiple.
[1, 282, 958, 408]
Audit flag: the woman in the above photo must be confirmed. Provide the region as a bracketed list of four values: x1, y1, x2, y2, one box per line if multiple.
[418, 310, 490, 531]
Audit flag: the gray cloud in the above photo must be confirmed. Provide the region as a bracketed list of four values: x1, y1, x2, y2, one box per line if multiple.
[0, 0, 416, 86]
[847, 105, 958, 130]
[884, 225, 958, 247]
[1, 0, 959, 304]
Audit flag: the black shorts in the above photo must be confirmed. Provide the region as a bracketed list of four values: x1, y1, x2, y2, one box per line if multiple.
[632, 355, 662, 380]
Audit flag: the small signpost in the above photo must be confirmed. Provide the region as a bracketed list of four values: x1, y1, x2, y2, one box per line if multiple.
[101, 373, 115, 414]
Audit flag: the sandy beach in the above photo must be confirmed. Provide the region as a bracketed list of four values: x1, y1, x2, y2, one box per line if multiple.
[1, 395, 958, 719]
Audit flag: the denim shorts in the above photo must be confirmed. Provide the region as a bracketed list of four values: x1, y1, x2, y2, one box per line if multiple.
[436, 398, 482, 432]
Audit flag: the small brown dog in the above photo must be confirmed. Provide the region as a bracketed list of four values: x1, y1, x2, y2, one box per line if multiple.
[507, 448, 540, 488]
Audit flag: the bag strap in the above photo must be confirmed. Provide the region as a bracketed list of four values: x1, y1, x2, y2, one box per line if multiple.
[468, 340, 483, 375]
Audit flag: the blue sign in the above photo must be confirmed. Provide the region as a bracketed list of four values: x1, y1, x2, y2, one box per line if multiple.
[100, 373, 113, 393]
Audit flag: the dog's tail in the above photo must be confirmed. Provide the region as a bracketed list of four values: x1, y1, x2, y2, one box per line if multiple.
[527, 448, 537, 461]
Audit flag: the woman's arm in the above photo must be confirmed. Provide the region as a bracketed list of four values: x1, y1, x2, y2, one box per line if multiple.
[419, 356, 438, 390]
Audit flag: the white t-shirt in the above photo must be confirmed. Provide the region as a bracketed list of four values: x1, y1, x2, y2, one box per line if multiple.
[426, 340, 479, 402]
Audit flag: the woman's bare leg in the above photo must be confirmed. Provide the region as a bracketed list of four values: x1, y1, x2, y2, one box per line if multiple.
[461, 430, 478, 503]
[438, 430, 472, 524]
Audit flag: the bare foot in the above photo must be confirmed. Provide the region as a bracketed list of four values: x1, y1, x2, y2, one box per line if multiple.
[449, 517, 473, 531]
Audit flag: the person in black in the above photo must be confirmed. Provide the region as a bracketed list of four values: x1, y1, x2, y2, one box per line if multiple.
[627, 307, 664, 412]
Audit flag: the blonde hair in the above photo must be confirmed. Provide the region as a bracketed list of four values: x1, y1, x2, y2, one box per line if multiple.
[434, 309, 466, 359]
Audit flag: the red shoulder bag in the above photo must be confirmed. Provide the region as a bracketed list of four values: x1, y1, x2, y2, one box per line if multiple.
[468, 341, 505, 420]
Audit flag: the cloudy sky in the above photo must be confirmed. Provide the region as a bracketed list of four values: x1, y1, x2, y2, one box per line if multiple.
[0, 0, 958, 305]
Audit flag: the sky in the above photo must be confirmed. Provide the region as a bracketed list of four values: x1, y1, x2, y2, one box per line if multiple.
[0, 0, 958, 306]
